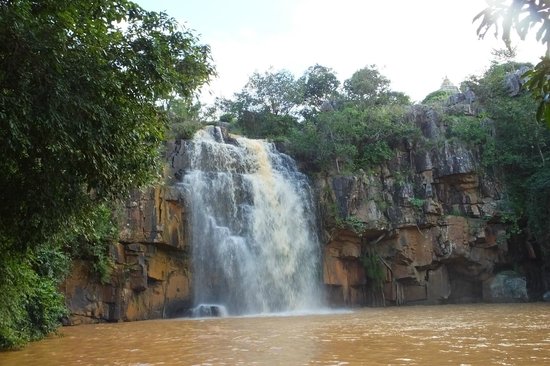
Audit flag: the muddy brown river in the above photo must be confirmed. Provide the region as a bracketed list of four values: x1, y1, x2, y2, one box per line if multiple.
[1, 303, 548, 365]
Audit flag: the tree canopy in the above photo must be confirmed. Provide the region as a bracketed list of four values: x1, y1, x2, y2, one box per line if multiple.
[0, 0, 213, 348]
[219, 64, 414, 172]
[297, 64, 340, 116]
[474, 0, 550, 125]
[343, 65, 390, 104]
[0, 0, 214, 252]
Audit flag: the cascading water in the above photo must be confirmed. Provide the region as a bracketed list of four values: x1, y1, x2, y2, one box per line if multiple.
[181, 126, 323, 316]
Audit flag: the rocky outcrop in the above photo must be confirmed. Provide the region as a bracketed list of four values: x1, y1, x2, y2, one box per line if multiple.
[62, 110, 528, 320]
[62, 185, 191, 324]
[319, 105, 520, 307]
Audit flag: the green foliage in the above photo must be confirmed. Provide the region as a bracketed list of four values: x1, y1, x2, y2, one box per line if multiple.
[34, 244, 71, 280]
[336, 215, 366, 234]
[526, 166, 550, 255]
[297, 64, 340, 114]
[474, 0, 550, 126]
[218, 68, 301, 139]
[358, 141, 393, 168]
[0, 202, 119, 349]
[343, 65, 390, 105]
[499, 202, 522, 236]
[0, 0, 213, 348]
[166, 98, 203, 140]
[285, 121, 331, 170]
[445, 114, 494, 151]
[65, 203, 118, 284]
[0, 0, 214, 254]
[0, 250, 67, 350]
[466, 62, 547, 171]
[468, 61, 550, 268]
[446, 115, 482, 142]
[226, 68, 300, 117]
[361, 251, 385, 289]
[409, 197, 425, 211]
[220, 64, 413, 155]
[422, 90, 453, 105]
[237, 111, 298, 140]
[170, 120, 203, 141]
[24, 278, 67, 341]
[524, 58, 550, 127]
[219, 113, 235, 123]
[285, 102, 418, 173]
[474, 0, 550, 52]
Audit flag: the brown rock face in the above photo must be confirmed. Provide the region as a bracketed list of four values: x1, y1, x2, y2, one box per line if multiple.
[62, 110, 526, 320]
[319, 106, 516, 307]
[62, 186, 191, 324]
[323, 231, 366, 306]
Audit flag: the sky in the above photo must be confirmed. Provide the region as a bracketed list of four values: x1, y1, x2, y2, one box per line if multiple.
[134, 0, 546, 104]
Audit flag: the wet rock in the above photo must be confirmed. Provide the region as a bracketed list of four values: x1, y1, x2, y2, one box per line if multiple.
[484, 271, 528, 302]
[190, 304, 228, 317]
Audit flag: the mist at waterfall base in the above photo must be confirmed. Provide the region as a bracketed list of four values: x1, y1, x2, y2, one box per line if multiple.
[180, 127, 324, 317]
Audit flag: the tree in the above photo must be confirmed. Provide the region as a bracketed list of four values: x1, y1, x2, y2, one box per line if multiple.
[0, 0, 213, 252]
[166, 97, 204, 140]
[296, 64, 340, 117]
[286, 104, 416, 173]
[474, 0, 550, 125]
[343, 65, 391, 105]
[220, 68, 300, 138]
[0, 0, 213, 348]
[474, 0, 550, 55]
[233, 68, 300, 116]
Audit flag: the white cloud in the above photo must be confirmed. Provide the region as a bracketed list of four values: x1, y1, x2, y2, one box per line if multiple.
[195, 0, 547, 104]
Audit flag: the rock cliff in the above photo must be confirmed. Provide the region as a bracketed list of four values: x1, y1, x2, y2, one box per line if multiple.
[62, 106, 529, 322]
[62, 182, 191, 324]
[319, 105, 525, 306]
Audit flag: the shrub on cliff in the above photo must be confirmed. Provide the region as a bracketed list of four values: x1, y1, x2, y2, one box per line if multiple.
[286, 104, 417, 173]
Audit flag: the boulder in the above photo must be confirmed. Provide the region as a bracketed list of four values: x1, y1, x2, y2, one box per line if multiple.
[483, 271, 528, 302]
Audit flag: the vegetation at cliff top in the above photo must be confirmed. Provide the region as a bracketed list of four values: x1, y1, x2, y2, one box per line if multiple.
[475, 0, 550, 126]
[0, 0, 213, 349]
[219, 64, 416, 173]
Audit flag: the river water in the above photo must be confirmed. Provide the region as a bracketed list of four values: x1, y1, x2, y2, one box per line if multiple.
[1, 303, 548, 365]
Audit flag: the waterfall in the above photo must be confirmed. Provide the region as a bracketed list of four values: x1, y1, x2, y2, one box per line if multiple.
[181, 127, 323, 315]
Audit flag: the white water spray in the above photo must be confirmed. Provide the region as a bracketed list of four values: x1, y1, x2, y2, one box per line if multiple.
[181, 127, 323, 315]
